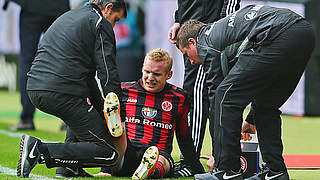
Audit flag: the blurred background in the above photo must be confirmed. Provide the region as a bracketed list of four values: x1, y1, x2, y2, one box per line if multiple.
[0, 0, 320, 116]
[0, 0, 319, 178]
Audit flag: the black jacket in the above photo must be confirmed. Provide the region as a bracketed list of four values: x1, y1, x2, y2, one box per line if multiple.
[10, 0, 69, 16]
[196, 5, 304, 103]
[174, 0, 241, 94]
[27, 4, 122, 99]
[174, 0, 241, 24]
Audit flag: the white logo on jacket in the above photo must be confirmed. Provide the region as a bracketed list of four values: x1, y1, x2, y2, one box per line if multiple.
[244, 11, 257, 20]
[244, 5, 263, 20]
[228, 11, 237, 27]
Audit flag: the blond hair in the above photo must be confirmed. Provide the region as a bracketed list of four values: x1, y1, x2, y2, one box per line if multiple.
[144, 48, 173, 72]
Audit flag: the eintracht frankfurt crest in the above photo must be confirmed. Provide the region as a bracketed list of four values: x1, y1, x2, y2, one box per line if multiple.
[162, 101, 172, 111]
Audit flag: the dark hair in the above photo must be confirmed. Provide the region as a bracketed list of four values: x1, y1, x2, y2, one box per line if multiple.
[90, 0, 127, 18]
[176, 19, 206, 48]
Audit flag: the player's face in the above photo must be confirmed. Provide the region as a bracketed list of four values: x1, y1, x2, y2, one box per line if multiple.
[142, 58, 172, 93]
[178, 39, 201, 65]
[102, 4, 124, 28]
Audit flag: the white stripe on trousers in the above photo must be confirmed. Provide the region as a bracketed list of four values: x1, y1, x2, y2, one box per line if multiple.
[192, 65, 206, 152]
[226, 0, 237, 16]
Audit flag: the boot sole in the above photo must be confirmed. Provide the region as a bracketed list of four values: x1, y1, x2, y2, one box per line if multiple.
[132, 146, 159, 179]
[104, 92, 123, 137]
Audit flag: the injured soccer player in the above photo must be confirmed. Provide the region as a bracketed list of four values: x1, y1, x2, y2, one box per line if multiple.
[96, 48, 205, 179]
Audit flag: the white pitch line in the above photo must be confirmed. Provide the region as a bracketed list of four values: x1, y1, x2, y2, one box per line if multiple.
[0, 129, 53, 142]
[0, 129, 24, 138]
[0, 165, 56, 180]
[0, 130, 56, 179]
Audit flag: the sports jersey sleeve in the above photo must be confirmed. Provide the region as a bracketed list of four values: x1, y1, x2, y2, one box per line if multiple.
[175, 93, 204, 174]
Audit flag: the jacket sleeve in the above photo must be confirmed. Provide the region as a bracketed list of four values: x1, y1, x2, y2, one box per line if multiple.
[173, 0, 200, 24]
[13, 0, 70, 16]
[87, 78, 104, 115]
[204, 52, 225, 110]
[197, 29, 224, 105]
[220, 0, 241, 18]
[175, 95, 204, 174]
[174, 10, 179, 23]
[93, 21, 122, 99]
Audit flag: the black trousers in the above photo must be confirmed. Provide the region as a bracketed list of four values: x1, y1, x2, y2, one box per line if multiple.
[63, 80, 105, 143]
[183, 58, 210, 156]
[101, 140, 174, 178]
[213, 20, 315, 171]
[27, 90, 118, 168]
[19, 11, 58, 125]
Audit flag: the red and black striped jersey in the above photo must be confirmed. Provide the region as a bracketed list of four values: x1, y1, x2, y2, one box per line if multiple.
[121, 80, 191, 154]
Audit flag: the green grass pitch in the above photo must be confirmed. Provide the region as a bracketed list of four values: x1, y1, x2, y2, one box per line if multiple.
[0, 91, 319, 179]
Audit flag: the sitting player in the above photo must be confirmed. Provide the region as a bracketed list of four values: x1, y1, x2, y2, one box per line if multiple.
[99, 48, 205, 179]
